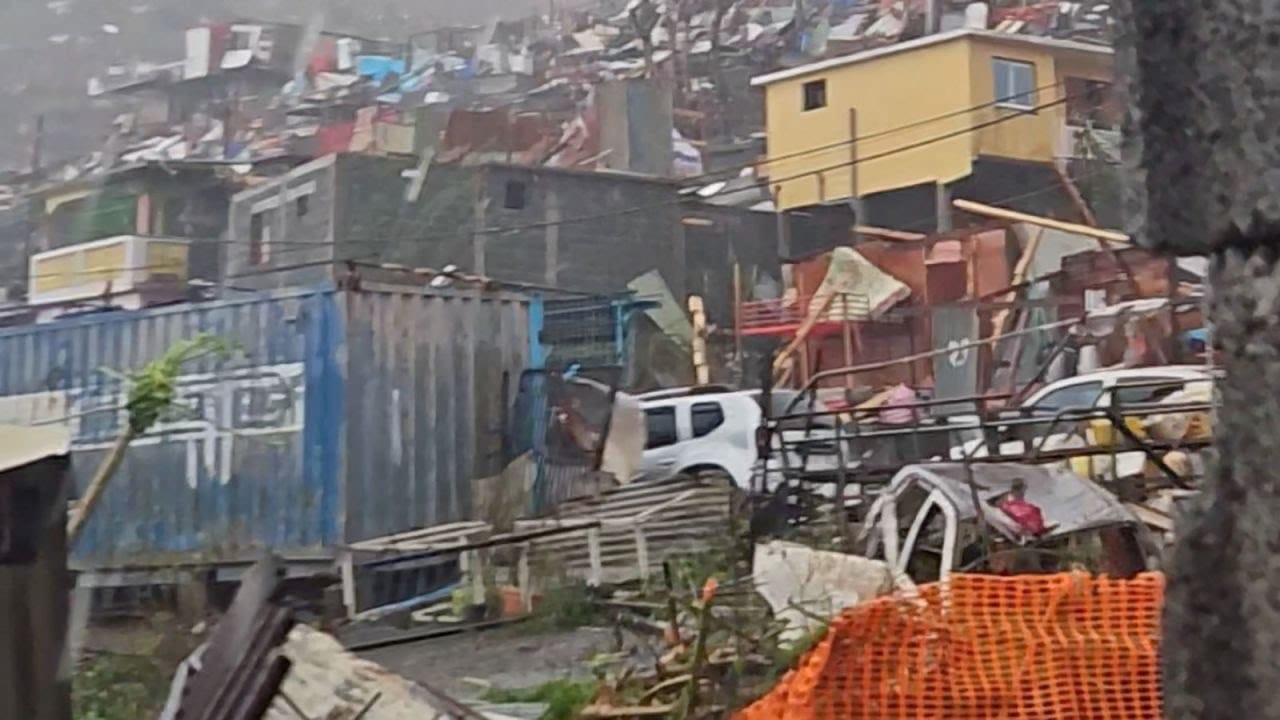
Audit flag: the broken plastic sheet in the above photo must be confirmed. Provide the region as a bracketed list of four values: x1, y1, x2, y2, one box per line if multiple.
[1144, 380, 1214, 442]
[753, 540, 900, 643]
[604, 391, 645, 484]
[357, 55, 407, 82]
[1076, 297, 1170, 339]
[628, 270, 694, 345]
[810, 246, 911, 321]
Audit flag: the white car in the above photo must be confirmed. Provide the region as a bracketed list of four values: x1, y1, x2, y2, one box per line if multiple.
[634, 387, 842, 491]
[950, 366, 1214, 463]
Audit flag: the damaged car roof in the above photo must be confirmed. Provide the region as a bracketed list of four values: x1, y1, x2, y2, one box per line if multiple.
[877, 462, 1140, 541]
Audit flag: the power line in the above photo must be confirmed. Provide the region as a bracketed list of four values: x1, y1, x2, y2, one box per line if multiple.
[760, 95, 1074, 190]
[230, 89, 1095, 248]
[0, 89, 1100, 283]
[0, 165, 1120, 290]
[870, 162, 1120, 235]
[687, 80, 1069, 184]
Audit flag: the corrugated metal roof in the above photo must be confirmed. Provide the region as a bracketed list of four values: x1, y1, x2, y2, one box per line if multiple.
[0, 424, 69, 474]
[751, 28, 1113, 87]
[515, 477, 733, 585]
[265, 625, 453, 720]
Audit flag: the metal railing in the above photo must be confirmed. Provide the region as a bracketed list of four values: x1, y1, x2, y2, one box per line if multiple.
[738, 293, 872, 335]
[758, 379, 1215, 501]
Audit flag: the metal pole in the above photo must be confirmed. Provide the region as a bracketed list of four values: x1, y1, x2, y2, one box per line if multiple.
[773, 185, 788, 258]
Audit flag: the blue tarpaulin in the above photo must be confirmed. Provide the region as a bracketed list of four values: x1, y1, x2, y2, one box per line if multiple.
[356, 55, 406, 82]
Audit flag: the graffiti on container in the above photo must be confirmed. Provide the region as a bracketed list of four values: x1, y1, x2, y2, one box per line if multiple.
[0, 362, 305, 488]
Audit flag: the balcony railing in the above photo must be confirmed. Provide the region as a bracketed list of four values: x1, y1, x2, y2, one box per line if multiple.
[739, 293, 871, 336]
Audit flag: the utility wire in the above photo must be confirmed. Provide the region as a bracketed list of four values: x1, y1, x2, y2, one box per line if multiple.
[0, 163, 1116, 290]
[222, 87, 1100, 248]
[234, 87, 1095, 247]
[687, 79, 1069, 184]
[871, 161, 1120, 235]
[1, 92, 1109, 285]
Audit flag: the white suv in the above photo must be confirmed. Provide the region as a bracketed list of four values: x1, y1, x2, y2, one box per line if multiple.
[635, 387, 761, 489]
[635, 387, 842, 491]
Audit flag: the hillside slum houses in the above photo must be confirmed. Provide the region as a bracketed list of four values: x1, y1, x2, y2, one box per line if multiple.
[0, 1, 1212, 712]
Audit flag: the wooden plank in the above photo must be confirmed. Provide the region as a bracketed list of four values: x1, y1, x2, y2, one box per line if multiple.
[581, 704, 675, 718]
[1054, 162, 1099, 227]
[853, 225, 927, 242]
[586, 527, 604, 587]
[772, 292, 837, 380]
[989, 226, 1045, 345]
[952, 199, 1131, 244]
[689, 295, 710, 384]
[349, 521, 491, 551]
[733, 263, 743, 369]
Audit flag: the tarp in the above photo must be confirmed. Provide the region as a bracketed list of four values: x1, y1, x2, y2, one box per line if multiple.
[0, 425, 70, 474]
[810, 246, 910, 321]
[604, 391, 645, 484]
[753, 541, 898, 643]
[356, 55, 406, 82]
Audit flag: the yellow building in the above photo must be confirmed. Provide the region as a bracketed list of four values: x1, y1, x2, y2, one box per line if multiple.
[751, 29, 1115, 216]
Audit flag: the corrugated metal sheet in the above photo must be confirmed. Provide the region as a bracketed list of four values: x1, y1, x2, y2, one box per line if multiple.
[514, 477, 733, 585]
[341, 285, 529, 544]
[265, 625, 454, 720]
[0, 285, 529, 569]
[0, 289, 340, 567]
[932, 305, 980, 411]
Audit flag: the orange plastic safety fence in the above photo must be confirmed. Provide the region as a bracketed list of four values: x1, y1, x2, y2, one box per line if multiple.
[738, 573, 1165, 720]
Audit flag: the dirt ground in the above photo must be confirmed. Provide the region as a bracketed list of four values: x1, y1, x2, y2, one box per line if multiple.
[356, 624, 618, 698]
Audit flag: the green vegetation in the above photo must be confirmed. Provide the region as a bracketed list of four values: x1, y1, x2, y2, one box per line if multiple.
[527, 581, 604, 632]
[69, 334, 234, 543]
[765, 621, 830, 686]
[482, 679, 598, 720]
[72, 653, 171, 720]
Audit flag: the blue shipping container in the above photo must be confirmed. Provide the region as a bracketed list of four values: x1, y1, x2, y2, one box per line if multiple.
[0, 285, 529, 570]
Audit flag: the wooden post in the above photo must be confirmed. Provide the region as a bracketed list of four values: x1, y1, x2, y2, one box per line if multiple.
[517, 543, 532, 612]
[990, 226, 1045, 346]
[586, 527, 603, 587]
[798, 333, 810, 387]
[841, 294, 855, 390]
[633, 525, 651, 583]
[772, 292, 836, 381]
[733, 262, 744, 379]
[472, 178, 489, 274]
[689, 295, 709, 384]
[340, 551, 357, 619]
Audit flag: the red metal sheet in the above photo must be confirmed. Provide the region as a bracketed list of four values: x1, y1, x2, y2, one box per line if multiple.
[970, 229, 1011, 300]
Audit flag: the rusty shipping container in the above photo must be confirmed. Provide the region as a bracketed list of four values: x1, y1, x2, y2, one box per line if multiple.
[0, 285, 529, 572]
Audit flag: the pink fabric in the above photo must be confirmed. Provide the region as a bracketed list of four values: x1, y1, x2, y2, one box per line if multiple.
[999, 497, 1047, 537]
[878, 384, 917, 425]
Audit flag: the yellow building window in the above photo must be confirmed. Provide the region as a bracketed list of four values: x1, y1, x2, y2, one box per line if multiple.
[802, 79, 827, 111]
[993, 58, 1037, 109]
